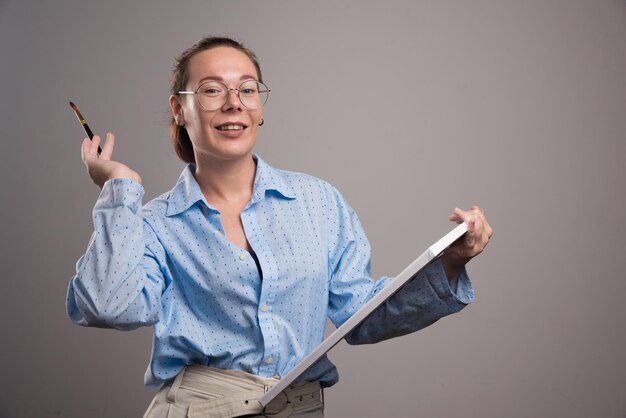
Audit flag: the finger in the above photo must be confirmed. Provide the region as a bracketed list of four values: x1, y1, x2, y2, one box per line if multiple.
[81, 137, 90, 162]
[471, 205, 485, 215]
[450, 207, 471, 224]
[82, 136, 100, 161]
[480, 215, 492, 239]
[448, 212, 464, 223]
[449, 207, 468, 223]
[91, 135, 101, 156]
[465, 217, 477, 248]
[482, 213, 493, 238]
[473, 209, 493, 239]
[472, 215, 484, 238]
[100, 132, 115, 160]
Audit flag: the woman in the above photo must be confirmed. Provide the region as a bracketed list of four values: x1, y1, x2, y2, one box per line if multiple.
[67, 36, 492, 418]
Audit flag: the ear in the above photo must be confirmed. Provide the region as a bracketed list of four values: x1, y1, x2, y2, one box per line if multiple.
[170, 94, 184, 123]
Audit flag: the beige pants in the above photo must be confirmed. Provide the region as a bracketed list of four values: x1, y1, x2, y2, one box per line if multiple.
[143, 366, 324, 418]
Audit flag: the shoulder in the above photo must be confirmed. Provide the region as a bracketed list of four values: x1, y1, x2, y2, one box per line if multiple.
[270, 166, 358, 224]
[270, 164, 343, 202]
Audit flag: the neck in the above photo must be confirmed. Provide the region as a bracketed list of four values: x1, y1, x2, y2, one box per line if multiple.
[193, 154, 257, 203]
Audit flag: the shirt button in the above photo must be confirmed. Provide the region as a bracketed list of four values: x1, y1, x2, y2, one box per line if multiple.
[261, 304, 269, 312]
[239, 253, 246, 261]
[266, 356, 273, 364]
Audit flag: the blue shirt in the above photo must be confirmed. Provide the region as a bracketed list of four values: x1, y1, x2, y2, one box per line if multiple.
[67, 155, 474, 387]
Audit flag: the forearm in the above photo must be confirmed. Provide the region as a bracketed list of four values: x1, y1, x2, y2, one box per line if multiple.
[67, 179, 162, 329]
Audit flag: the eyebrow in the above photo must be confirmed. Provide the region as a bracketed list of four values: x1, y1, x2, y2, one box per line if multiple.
[197, 75, 258, 84]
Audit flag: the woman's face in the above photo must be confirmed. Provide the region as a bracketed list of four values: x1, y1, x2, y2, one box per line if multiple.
[174, 47, 263, 164]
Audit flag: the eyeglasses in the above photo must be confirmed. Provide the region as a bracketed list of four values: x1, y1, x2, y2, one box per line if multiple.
[178, 80, 270, 111]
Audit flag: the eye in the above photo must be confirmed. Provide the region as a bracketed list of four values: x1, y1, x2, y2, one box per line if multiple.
[239, 81, 260, 95]
[201, 88, 222, 95]
[199, 83, 225, 96]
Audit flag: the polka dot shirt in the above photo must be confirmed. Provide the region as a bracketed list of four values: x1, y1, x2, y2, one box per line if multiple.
[67, 155, 474, 387]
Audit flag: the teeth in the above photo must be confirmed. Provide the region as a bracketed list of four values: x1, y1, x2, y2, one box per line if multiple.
[218, 124, 244, 131]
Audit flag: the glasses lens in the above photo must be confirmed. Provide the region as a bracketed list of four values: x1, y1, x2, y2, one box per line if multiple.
[197, 81, 227, 111]
[239, 81, 269, 110]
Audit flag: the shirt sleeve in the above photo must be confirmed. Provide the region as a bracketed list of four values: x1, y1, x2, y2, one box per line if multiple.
[345, 257, 474, 344]
[323, 183, 474, 345]
[66, 178, 168, 330]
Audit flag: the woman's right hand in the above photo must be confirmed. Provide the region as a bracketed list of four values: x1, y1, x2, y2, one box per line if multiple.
[81, 132, 142, 189]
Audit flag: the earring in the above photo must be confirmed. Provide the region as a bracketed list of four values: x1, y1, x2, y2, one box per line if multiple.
[259, 118, 264, 126]
[176, 117, 185, 127]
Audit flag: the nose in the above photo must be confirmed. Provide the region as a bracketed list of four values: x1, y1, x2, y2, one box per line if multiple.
[221, 88, 242, 111]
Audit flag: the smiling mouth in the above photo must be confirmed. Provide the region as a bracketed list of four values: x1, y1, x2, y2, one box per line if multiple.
[216, 123, 247, 131]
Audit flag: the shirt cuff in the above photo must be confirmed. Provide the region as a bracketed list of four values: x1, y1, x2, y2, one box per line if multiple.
[426, 257, 475, 310]
[96, 178, 145, 213]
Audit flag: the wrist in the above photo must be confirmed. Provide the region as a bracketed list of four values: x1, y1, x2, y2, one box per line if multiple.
[442, 251, 469, 282]
[109, 169, 141, 184]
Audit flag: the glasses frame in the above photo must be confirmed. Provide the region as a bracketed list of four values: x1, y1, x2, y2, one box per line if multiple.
[178, 79, 270, 111]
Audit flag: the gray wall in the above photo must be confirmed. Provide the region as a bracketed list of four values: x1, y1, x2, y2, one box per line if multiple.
[1, 0, 625, 417]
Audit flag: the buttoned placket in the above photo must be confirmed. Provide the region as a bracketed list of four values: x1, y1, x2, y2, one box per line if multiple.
[202, 199, 280, 376]
[241, 199, 282, 378]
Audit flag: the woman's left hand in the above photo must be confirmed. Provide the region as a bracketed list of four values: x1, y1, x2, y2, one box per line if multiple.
[442, 205, 493, 279]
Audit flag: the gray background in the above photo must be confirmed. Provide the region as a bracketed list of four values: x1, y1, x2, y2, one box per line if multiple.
[1, 0, 625, 417]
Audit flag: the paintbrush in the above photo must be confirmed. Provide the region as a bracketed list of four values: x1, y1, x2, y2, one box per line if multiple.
[69, 101, 101, 155]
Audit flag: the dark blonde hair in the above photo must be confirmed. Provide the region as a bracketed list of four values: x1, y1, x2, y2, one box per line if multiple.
[170, 36, 263, 163]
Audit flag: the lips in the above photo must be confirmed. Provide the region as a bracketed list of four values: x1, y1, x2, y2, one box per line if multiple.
[216, 122, 248, 131]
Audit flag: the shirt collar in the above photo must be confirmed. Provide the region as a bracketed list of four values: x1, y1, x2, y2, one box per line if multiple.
[251, 155, 296, 204]
[165, 155, 296, 217]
